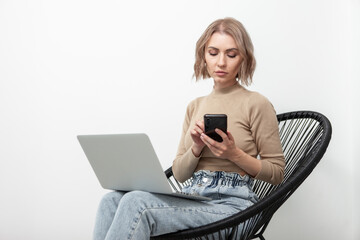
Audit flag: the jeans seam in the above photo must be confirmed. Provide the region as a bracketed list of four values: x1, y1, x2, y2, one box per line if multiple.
[128, 206, 235, 239]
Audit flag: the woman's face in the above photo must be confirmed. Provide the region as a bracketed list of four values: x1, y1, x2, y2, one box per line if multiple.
[205, 32, 243, 89]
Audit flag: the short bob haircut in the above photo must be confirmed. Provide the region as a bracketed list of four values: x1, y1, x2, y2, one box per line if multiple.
[194, 17, 256, 86]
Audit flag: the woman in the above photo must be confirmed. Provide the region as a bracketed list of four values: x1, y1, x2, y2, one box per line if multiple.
[93, 17, 285, 240]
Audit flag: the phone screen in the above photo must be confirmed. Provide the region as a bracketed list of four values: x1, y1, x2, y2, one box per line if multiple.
[204, 114, 227, 142]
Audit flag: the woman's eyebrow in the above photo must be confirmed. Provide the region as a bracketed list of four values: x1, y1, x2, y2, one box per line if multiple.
[207, 46, 239, 52]
[226, 48, 239, 52]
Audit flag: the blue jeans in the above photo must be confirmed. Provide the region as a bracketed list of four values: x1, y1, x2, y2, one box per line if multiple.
[93, 170, 258, 240]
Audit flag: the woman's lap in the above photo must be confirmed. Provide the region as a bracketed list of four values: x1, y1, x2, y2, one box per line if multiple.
[94, 171, 258, 240]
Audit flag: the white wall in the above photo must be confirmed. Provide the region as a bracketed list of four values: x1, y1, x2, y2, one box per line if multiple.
[0, 0, 358, 239]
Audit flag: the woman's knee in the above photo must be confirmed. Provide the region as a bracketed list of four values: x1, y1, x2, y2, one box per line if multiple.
[100, 191, 124, 208]
[120, 191, 154, 209]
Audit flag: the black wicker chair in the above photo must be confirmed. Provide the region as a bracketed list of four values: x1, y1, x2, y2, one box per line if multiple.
[152, 110, 332, 240]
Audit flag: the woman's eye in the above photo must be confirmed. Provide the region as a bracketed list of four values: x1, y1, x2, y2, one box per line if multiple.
[209, 52, 217, 56]
[228, 54, 237, 58]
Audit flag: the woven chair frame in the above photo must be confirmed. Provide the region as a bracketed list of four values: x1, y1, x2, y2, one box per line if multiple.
[152, 110, 332, 240]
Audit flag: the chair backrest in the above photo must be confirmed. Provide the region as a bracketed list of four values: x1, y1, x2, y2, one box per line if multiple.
[252, 111, 332, 200]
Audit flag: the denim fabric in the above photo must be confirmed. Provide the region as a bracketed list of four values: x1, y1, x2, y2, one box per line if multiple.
[93, 170, 258, 240]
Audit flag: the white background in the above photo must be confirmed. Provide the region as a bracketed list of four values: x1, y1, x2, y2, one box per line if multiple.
[0, 0, 359, 239]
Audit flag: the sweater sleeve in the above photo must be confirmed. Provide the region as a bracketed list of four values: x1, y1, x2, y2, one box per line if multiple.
[248, 93, 285, 185]
[172, 101, 201, 183]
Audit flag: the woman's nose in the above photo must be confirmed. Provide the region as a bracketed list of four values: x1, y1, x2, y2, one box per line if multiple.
[217, 54, 226, 67]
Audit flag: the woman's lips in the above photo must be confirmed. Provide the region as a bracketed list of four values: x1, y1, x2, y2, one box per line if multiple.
[215, 71, 227, 76]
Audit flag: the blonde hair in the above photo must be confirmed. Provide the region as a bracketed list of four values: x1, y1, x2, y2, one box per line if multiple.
[194, 17, 256, 86]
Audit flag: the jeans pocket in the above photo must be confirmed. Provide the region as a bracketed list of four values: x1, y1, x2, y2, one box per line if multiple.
[219, 185, 252, 200]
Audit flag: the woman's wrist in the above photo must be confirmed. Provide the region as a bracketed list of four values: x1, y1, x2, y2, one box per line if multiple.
[191, 144, 204, 158]
[229, 148, 261, 177]
[228, 148, 246, 162]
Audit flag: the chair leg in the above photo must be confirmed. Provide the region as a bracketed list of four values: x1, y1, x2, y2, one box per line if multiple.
[259, 235, 265, 240]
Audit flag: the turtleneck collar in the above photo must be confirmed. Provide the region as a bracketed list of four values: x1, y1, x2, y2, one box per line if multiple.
[210, 81, 243, 96]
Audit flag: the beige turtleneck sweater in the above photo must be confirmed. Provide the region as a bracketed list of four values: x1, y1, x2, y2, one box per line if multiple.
[172, 83, 285, 185]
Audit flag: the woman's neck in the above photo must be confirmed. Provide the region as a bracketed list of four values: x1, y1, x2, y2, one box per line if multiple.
[211, 81, 242, 96]
[213, 80, 238, 90]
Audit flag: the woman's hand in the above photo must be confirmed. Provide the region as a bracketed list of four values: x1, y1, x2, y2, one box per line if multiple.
[190, 120, 206, 157]
[200, 128, 262, 177]
[200, 129, 242, 160]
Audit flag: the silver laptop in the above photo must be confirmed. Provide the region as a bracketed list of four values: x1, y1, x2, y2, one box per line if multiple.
[77, 133, 211, 201]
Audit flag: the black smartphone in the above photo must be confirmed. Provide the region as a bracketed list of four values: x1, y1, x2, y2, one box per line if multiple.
[204, 114, 227, 142]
